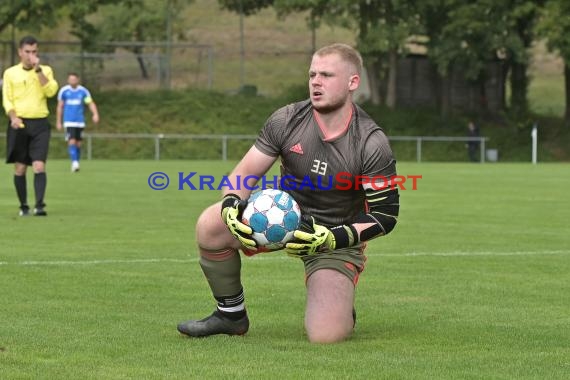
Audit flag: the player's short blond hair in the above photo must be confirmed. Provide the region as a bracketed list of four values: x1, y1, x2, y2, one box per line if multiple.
[314, 43, 363, 75]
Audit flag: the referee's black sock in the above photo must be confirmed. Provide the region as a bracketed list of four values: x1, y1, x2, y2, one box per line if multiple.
[34, 172, 47, 208]
[14, 175, 27, 209]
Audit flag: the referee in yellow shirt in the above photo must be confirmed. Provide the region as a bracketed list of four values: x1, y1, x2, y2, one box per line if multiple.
[2, 36, 58, 216]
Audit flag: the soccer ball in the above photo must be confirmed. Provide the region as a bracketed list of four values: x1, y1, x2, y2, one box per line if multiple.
[242, 189, 302, 250]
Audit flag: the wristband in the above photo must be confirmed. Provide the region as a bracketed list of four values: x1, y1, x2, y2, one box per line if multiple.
[221, 193, 241, 210]
[329, 225, 357, 249]
[35, 67, 42, 73]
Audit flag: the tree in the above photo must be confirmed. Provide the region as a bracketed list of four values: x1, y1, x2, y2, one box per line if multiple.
[352, 0, 386, 106]
[536, 0, 570, 124]
[417, 0, 544, 118]
[93, 0, 193, 80]
[218, 0, 274, 15]
[274, 0, 419, 108]
[352, 0, 419, 108]
[0, 0, 69, 35]
[430, 1, 509, 114]
[0, 0, 114, 46]
[67, 0, 116, 50]
[1, 0, 73, 64]
[500, 0, 545, 117]
[416, 0, 459, 117]
[273, 0, 331, 53]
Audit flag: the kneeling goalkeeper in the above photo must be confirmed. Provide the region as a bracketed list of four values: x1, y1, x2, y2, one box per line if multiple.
[177, 43, 399, 343]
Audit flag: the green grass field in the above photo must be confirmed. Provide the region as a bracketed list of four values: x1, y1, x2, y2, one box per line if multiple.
[1, 160, 569, 379]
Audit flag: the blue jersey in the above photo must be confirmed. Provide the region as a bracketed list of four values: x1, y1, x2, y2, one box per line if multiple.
[57, 85, 93, 128]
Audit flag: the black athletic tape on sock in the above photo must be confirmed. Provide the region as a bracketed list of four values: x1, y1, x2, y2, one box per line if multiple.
[215, 289, 245, 308]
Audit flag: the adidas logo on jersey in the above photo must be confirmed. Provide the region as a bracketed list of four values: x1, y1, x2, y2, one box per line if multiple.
[289, 143, 304, 155]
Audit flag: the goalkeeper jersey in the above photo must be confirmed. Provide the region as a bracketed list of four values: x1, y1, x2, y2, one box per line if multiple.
[255, 99, 396, 227]
[57, 85, 93, 128]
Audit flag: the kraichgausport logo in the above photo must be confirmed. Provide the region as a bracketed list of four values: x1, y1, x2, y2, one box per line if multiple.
[148, 172, 422, 191]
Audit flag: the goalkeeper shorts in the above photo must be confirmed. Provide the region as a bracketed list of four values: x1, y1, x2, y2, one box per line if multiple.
[239, 244, 367, 284]
[301, 243, 367, 285]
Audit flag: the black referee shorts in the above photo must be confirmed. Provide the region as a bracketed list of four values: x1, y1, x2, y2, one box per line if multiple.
[6, 118, 51, 165]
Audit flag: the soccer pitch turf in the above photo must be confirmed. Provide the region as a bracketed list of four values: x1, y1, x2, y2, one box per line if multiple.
[1, 160, 569, 379]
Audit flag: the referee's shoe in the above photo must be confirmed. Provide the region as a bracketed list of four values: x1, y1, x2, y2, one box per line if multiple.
[177, 310, 249, 337]
[33, 206, 47, 216]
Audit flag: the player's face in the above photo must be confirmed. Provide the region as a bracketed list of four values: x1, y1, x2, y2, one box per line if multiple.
[309, 53, 359, 113]
[18, 43, 39, 70]
[68, 75, 80, 88]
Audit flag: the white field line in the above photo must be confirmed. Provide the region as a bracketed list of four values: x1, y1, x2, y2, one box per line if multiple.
[380, 250, 569, 257]
[0, 258, 198, 266]
[0, 250, 567, 266]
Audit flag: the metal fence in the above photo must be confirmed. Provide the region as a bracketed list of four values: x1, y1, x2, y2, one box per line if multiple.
[0, 41, 215, 91]
[0, 132, 489, 162]
[389, 135, 489, 163]
[0, 40, 311, 94]
[80, 133, 258, 161]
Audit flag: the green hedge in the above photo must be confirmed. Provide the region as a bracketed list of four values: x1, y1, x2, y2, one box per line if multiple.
[1, 88, 568, 162]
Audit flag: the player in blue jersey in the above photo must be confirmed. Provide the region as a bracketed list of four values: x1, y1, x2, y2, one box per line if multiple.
[56, 73, 99, 172]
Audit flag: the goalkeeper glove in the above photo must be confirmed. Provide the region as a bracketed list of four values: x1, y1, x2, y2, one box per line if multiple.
[221, 194, 257, 251]
[284, 215, 336, 258]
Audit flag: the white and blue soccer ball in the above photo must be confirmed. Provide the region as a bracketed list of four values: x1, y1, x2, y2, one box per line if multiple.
[242, 189, 302, 250]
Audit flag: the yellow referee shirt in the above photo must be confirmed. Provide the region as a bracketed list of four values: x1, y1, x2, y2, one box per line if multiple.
[2, 63, 59, 118]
